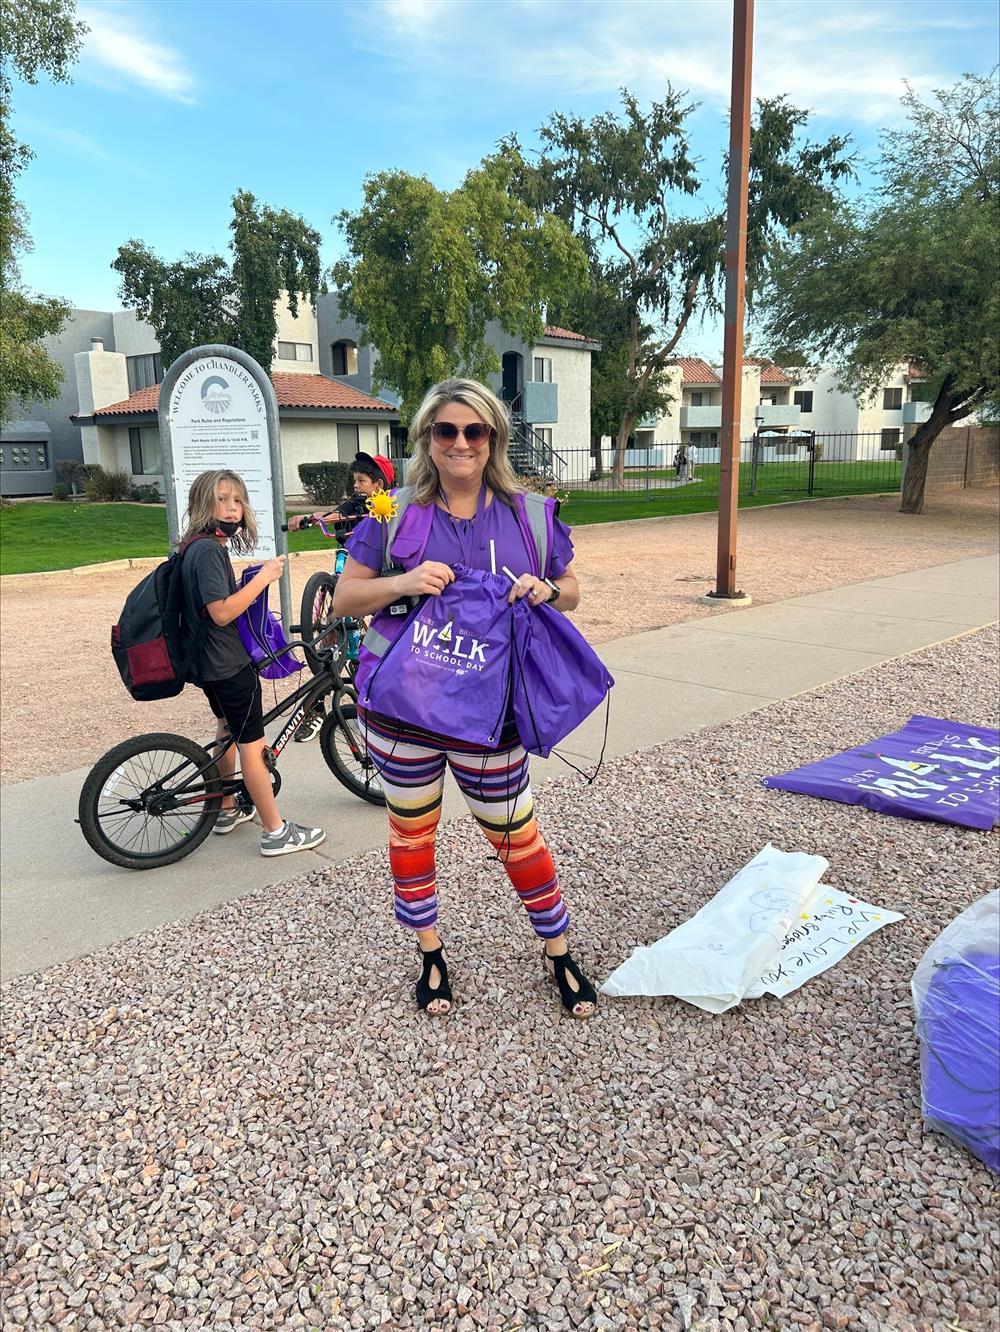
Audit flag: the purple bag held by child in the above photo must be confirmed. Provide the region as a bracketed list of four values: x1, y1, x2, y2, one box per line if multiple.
[510, 600, 614, 757]
[359, 565, 514, 747]
[236, 566, 303, 680]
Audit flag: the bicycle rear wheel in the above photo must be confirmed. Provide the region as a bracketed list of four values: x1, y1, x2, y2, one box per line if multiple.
[320, 704, 386, 806]
[78, 733, 222, 870]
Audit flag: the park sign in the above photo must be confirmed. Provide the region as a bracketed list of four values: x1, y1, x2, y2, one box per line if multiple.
[157, 345, 291, 628]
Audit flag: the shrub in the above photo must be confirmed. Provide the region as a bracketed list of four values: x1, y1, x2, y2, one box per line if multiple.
[299, 461, 351, 505]
[54, 458, 86, 494]
[83, 466, 132, 502]
[52, 482, 71, 501]
[518, 474, 569, 507]
[128, 483, 163, 503]
[812, 441, 824, 463]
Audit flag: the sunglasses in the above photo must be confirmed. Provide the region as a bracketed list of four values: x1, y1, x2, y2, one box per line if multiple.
[430, 421, 492, 444]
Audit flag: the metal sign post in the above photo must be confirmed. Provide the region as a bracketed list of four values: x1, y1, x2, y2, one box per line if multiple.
[157, 345, 291, 630]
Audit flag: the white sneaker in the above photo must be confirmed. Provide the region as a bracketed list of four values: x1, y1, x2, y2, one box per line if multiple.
[293, 708, 325, 743]
[214, 802, 256, 835]
[259, 821, 326, 857]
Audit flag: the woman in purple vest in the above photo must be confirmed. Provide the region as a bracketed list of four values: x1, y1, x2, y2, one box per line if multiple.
[333, 378, 597, 1019]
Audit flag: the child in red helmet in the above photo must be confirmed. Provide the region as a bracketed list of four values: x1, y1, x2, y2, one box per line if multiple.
[288, 452, 395, 535]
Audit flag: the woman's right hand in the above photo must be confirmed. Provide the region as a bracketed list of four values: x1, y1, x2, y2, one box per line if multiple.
[394, 561, 454, 597]
[257, 556, 286, 585]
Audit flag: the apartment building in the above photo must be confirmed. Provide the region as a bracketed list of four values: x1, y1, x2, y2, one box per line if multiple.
[2, 297, 600, 495]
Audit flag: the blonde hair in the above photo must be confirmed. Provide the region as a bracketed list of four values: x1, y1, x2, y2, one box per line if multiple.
[405, 378, 523, 507]
[180, 469, 258, 555]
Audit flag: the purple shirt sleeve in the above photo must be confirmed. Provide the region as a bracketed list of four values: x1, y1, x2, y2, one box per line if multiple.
[548, 513, 575, 579]
[345, 515, 387, 572]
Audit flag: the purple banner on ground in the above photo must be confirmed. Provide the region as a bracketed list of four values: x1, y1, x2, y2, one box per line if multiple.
[764, 715, 1000, 830]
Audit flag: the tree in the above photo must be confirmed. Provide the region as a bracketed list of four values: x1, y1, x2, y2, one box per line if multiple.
[113, 190, 324, 374]
[760, 72, 999, 514]
[0, 0, 86, 425]
[331, 155, 588, 421]
[548, 267, 673, 476]
[502, 90, 852, 484]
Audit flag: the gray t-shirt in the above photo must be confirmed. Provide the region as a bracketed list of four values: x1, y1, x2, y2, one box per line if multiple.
[181, 538, 249, 683]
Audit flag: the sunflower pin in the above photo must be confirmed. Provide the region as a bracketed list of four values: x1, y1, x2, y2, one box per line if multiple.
[366, 490, 398, 524]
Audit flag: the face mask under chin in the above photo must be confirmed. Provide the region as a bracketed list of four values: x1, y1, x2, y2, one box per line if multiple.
[212, 519, 243, 538]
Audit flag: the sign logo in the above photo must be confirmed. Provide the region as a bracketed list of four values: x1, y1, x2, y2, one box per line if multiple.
[200, 375, 231, 415]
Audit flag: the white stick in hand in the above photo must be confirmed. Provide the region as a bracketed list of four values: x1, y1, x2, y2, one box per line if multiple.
[501, 566, 523, 589]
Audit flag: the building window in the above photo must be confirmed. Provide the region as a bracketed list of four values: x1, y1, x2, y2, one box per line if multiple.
[882, 387, 903, 410]
[690, 391, 712, 407]
[337, 423, 360, 455]
[277, 341, 313, 362]
[331, 341, 359, 376]
[126, 353, 163, 394]
[688, 432, 719, 446]
[534, 427, 553, 448]
[793, 390, 813, 413]
[533, 356, 552, 383]
[129, 426, 162, 475]
[880, 428, 901, 450]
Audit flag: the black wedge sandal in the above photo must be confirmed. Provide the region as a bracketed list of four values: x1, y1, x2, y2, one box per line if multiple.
[543, 946, 597, 1019]
[415, 945, 452, 1016]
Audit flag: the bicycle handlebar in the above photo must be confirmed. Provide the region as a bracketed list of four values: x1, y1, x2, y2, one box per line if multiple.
[280, 516, 340, 539]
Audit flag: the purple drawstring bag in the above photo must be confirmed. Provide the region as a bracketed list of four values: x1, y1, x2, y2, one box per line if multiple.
[510, 600, 614, 757]
[236, 566, 303, 680]
[358, 565, 514, 747]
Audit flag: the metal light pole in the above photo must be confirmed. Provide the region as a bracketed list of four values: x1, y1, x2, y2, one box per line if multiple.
[709, 0, 755, 603]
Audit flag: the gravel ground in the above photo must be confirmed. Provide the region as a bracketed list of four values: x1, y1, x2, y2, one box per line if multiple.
[1, 490, 997, 786]
[2, 625, 998, 1332]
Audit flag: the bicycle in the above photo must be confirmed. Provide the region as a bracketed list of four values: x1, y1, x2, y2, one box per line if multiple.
[78, 624, 386, 872]
[291, 517, 367, 679]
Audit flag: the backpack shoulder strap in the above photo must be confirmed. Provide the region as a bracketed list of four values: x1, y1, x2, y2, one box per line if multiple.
[515, 492, 554, 579]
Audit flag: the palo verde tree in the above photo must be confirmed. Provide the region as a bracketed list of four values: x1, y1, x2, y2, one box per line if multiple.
[0, 0, 86, 426]
[113, 190, 324, 374]
[502, 89, 852, 484]
[331, 154, 588, 421]
[760, 72, 999, 514]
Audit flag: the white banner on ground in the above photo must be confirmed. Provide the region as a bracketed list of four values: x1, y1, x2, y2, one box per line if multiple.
[600, 843, 903, 1013]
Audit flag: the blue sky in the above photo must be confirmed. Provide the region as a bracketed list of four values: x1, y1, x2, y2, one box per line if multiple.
[12, 0, 999, 360]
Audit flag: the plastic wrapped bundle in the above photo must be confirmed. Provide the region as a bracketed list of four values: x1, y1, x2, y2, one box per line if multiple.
[912, 890, 1000, 1172]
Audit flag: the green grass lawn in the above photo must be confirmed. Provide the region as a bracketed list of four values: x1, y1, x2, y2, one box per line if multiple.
[0, 503, 338, 575]
[0, 460, 902, 575]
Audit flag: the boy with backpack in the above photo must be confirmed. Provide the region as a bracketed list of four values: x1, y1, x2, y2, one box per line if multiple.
[177, 469, 325, 855]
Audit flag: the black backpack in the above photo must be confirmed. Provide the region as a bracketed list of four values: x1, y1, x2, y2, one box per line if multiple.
[111, 534, 212, 701]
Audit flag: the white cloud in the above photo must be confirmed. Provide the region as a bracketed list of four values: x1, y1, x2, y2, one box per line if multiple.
[347, 0, 995, 127]
[78, 2, 196, 104]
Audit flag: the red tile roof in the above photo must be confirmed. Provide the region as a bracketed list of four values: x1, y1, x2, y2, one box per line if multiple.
[542, 325, 592, 342]
[669, 357, 721, 385]
[90, 372, 396, 419]
[744, 357, 790, 384]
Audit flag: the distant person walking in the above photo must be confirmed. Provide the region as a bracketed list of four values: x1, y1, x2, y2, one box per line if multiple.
[686, 444, 698, 480]
[673, 446, 685, 479]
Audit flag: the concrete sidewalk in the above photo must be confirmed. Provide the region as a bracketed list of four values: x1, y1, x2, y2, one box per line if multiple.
[2, 552, 997, 982]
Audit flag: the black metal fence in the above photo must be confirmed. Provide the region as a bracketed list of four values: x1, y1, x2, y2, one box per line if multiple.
[542, 433, 903, 512]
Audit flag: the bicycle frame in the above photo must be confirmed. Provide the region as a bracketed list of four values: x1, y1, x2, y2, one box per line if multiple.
[138, 635, 359, 812]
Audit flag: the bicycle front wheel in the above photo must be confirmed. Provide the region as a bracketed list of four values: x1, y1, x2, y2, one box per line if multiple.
[78, 733, 222, 870]
[320, 705, 386, 806]
[301, 571, 341, 674]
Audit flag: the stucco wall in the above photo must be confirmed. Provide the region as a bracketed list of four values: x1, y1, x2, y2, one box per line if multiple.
[279, 418, 385, 496]
[273, 295, 320, 375]
[32, 310, 115, 465]
[110, 310, 160, 357]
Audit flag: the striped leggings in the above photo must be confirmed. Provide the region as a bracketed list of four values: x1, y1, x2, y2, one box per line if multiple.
[361, 711, 569, 939]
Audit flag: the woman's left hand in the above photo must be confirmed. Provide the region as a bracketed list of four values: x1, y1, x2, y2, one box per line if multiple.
[508, 574, 554, 607]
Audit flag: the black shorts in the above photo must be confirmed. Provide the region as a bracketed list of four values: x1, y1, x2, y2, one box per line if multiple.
[201, 663, 264, 745]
